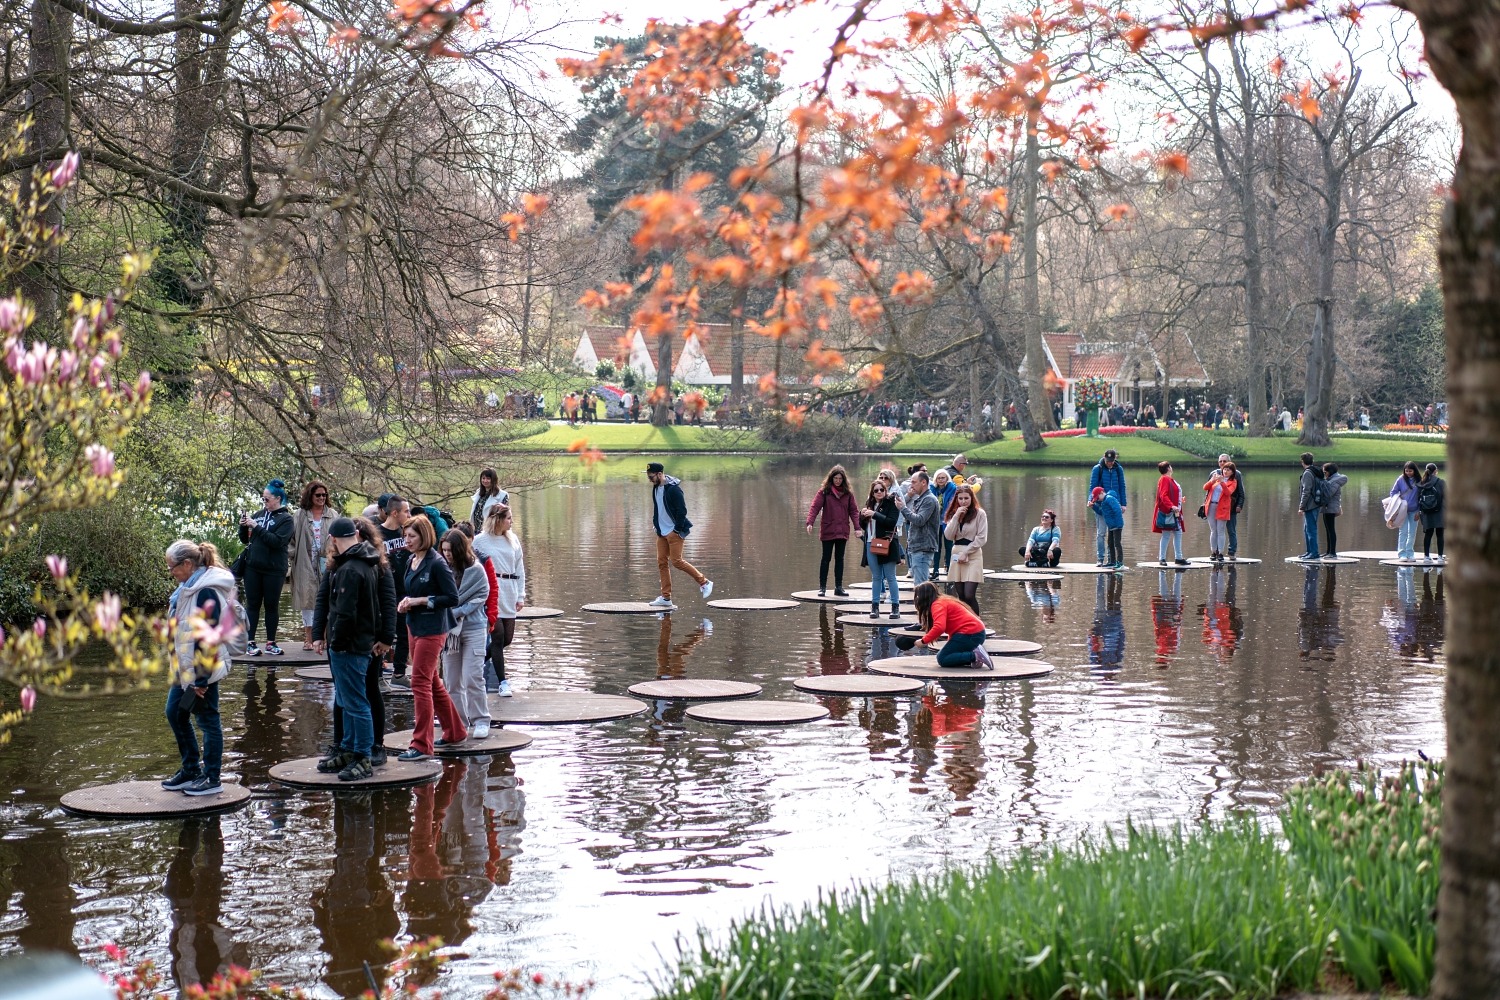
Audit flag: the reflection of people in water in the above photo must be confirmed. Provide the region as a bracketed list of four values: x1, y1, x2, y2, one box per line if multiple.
[1024, 579, 1060, 623]
[910, 689, 985, 809]
[816, 606, 852, 676]
[163, 818, 248, 991]
[1199, 567, 1242, 662]
[483, 756, 527, 886]
[1413, 571, 1446, 663]
[312, 794, 399, 997]
[1087, 573, 1125, 670]
[1382, 566, 1438, 661]
[1150, 571, 1183, 668]
[404, 760, 500, 948]
[1300, 566, 1344, 662]
[655, 614, 711, 679]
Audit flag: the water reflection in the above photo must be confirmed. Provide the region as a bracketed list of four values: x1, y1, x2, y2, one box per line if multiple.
[1300, 566, 1344, 663]
[164, 818, 248, 991]
[1024, 579, 1061, 623]
[0, 821, 77, 957]
[1150, 572, 1184, 668]
[1383, 568, 1446, 664]
[1088, 574, 1125, 671]
[1198, 568, 1242, 664]
[655, 615, 711, 679]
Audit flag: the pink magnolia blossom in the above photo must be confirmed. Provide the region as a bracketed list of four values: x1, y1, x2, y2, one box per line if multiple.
[134, 371, 152, 397]
[50, 151, 80, 188]
[0, 624, 6, 646]
[7, 341, 55, 385]
[85, 444, 115, 477]
[94, 592, 122, 633]
[87, 355, 107, 386]
[190, 612, 239, 649]
[0, 297, 21, 336]
[57, 350, 78, 382]
[44, 555, 68, 579]
[71, 316, 91, 350]
[32, 618, 46, 638]
[19, 686, 36, 713]
[105, 333, 122, 358]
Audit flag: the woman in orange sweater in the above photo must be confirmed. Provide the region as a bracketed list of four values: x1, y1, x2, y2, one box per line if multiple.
[913, 581, 995, 670]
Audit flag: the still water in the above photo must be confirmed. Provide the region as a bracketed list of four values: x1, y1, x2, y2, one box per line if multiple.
[0, 458, 1445, 997]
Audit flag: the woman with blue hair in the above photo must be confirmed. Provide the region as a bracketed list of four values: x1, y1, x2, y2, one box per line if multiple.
[238, 479, 296, 656]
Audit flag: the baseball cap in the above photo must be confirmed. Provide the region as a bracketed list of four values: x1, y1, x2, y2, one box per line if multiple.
[646, 462, 665, 474]
[1091, 486, 1105, 501]
[328, 517, 358, 538]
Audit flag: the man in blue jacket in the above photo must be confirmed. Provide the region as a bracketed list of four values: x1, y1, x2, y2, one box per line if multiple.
[647, 462, 713, 608]
[1088, 449, 1127, 566]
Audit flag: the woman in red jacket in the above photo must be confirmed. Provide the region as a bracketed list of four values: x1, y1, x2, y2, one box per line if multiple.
[1201, 462, 1238, 562]
[805, 464, 863, 596]
[912, 581, 995, 669]
[1152, 460, 1188, 566]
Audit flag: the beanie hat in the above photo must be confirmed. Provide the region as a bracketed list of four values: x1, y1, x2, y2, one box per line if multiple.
[328, 517, 358, 538]
[1091, 486, 1105, 501]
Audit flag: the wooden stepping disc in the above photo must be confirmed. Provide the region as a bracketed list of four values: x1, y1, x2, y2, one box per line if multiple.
[867, 655, 1054, 681]
[486, 690, 648, 725]
[986, 571, 1063, 582]
[837, 613, 919, 628]
[233, 647, 326, 666]
[889, 626, 997, 639]
[627, 679, 762, 700]
[61, 779, 252, 820]
[1341, 550, 1400, 560]
[294, 665, 332, 682]
[270, 756, 440, 790]
[516, 606, 565, 619]
[1186, 557, 1263, 565]
[582, 601, 674, 614]
[985, 638, 1044, 656]
[1284, 555, 1360, 565]
[1136, 561, 1214, 570]
[834, 602, 915, 614]
[794, 674, 926, 696]
[686, 700, 829, 725]
[383, 728, 532, 756]
[1380, 558, 1447, 568]
[705, 598, 800, 611]
[790, 590, 856, 603]
[1009, 563, 1116, 575]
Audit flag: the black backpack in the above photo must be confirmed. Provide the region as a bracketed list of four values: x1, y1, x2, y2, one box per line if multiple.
[1231, 475, 1246, 513]
[1418, 481, 1442, 513]
[1310, 475, 1328, 509]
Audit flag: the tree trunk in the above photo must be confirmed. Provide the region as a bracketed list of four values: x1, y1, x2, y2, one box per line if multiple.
[1299, 162, 1341, 449]
[652, 331, 672, 426]
[729, 286, 746, 404]
[1020, 122, 1056, 432]
[1406, 4, 1500, 995]
[16, 0, 72, 337]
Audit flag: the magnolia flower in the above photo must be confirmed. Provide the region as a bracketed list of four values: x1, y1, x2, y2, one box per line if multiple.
[85, 444, 115, 477]
[19, 686, 36, 713]
[87, 355, 107, 386]
[50, 151, 80, 188]
[104, 333, 122, 358]
[57, 350, 78, 382]
[94, 592, 122, 633]
[134, 371, 152, 397]
[190, 611, 240, 649]
[71, 316, 91, 350]
[7, 341, 56, 385]
[0, 297, 21, 337]
[45, 555, 68, 579]
[33, 618, 46, 638]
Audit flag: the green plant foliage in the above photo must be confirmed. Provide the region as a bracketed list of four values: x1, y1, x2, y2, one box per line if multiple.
[758, 412, 873, 453]
[1135, 429, 1249, 461]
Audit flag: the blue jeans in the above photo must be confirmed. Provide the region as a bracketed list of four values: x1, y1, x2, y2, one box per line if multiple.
[867, 547, 900, 608]
[1226, 514, 1238, 556]
[329, 650, 374, 758]
[166, 682, 221, 780]
[1302, 510, 1321, 558]
[909, 550, 935, 584]
[1396, 511, 1418, 559]
[1095, 512, 1109, 562]
[1157, 529, 1182, 561]
[936, 629, 986, 668]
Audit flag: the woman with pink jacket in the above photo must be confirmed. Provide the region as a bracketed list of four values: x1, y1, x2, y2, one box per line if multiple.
[806, 464, 863, 596]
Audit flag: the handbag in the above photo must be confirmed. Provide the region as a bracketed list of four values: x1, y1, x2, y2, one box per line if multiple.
[869, 535, 892, 556]
[1155, 511, 1178, 531]
[1196, 503, 1208, 520]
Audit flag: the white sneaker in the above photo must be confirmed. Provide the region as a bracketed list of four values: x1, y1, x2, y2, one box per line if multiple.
[700, 580, 714, 599]
[472, 720, 491, 740]
[497, 680, 512, 698]
[974, 646, 996, 671]
[648, 595, 675, 608]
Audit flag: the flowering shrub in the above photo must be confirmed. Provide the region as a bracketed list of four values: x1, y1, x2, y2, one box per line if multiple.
[1073, 375, 1113, 410]
[1043, 426, 1139, 439]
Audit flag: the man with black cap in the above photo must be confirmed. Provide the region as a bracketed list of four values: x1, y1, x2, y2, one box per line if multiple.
[379, 496, 412, 688]
[311, 517, 389, 781]
[645, 462, 712, 608]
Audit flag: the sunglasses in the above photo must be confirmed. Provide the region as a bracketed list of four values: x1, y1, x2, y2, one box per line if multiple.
[313, 491, 329, 498]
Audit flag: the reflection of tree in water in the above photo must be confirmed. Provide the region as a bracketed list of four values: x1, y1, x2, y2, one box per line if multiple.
[1088, 574, 1125, 671]
[907, 688, 986, 810]
[1198, 567, 1243, 664]
[1150, 571, 1183, 668]
[1383, 567, 1444, 663]
[811, 608, 857, 720]
[164, 818, 249, 991]
[403, 761, 497, 947]
[312, 794, 400, 997]
[0, 819, 77, 957]
[1300, 566, 1344, 663]
[1024, 579, 1060, 623]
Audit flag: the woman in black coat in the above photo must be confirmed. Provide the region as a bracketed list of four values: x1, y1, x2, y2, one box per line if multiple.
[859, 479, 905, 618]
[1418, 463, 1447, 561]
[237, 478, 295, 656]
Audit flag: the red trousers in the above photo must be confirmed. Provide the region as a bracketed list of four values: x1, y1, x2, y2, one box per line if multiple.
[408, 631, 467, 753]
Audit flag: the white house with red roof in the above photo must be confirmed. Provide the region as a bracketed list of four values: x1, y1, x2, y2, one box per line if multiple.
[571, 324, 793, 386]
[1037, 330, 1211, 420]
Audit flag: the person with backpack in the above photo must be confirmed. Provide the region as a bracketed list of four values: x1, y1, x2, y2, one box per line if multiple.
[1088, 450, 1128, 567]
[162, 539, 242, 797]
[237, 479, 295, 657]
[1296, 453, 1324, 560]
[1418, 463, 1446, 561]
[1322, 463, 1349, 559]
[1390, 461, 1422, 560]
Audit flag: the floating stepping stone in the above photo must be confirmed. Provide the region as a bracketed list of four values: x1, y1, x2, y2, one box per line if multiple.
[233, 647, 326, 666]
[837, 613, 919, 628]
[834, 602, 915, 615]
[1009, 563, 1118, 574]
[686, 700, 829, 725]
[294, 665, 332, 682]
[866, 655, 1054, 681]
[516, 606, 565, 619]
[1136, 561, 1214, 570]
[888, 626, 997, 639]
[1186, 557, 1263, 565]
[582, 601, 674, 614]
[1284, 555, 1359, 565]
[986, 571, 1064, 582]
[984, 638, 1044, 657]
[705, 598, 800, 611]
[626, 679, 762, 700]
[269, 756, 440, 790]
[790, 590, 857, 603]
[794, 674, 926, 696]
[487, 690, 648, 725]
[1341, 550, 1400, 560]
[60, 779, 252, 820]
[1380, 558, 1447, 568]
[383, 727, 532, 756]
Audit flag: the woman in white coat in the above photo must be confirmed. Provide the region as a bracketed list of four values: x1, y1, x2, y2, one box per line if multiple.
[472, 503, 525, 698]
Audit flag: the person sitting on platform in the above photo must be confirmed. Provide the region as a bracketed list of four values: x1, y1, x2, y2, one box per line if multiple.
[912, 581, 995, 670]
[1019, 509, 1063, 567]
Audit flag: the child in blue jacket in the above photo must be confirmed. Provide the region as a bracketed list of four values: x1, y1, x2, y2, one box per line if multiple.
[1089, 486, 1125, 569]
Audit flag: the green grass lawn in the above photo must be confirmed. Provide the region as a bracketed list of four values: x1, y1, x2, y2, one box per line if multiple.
[503, 421, 774, 453]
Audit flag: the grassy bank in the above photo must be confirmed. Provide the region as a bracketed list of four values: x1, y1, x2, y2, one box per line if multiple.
[655, 761, 1440, 1000]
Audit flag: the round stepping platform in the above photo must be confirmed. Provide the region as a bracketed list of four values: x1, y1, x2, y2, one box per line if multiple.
[705, 598, 800, 611]
[294, 665, 332, 682]
[1186, 557, 1263, 565]
[1284, 555, 1359, 565]
[686, 700, 829, 726]
[1380, 558, 1447, 568]
[984, 638, 1044, 657]
[486, 690, 648, 725]
[837, 613, 919, 628]
[866, 655, 1055, 681]
[60, 779, 252, 820]
[1009, 563, 1116, 575]
[889, 626, 997, 640]
[269, 756, 441, 790]
[626, 679, 762, 700]
[791, 590, 858, 603]
[834, 602, 915, 615]
[986, 571, 1064, 582]
[1341, 550, 1400, 560]
[794, 674, 926, 696]
[232, 647, 326, 666]
[1136, 561, 1214, 570]
[516, 606, 565, 620]
[582, 601, 674, 614]
[383, 728, 532, 756]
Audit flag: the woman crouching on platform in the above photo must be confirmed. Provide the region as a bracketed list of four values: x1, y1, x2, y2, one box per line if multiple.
[912, 581, 995, 670]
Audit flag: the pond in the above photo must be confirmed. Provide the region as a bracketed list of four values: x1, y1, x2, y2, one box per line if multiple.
[0, 457, 1446, 997]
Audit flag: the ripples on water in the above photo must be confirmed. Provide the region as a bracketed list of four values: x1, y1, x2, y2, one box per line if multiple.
[0, 460, 1445, 996]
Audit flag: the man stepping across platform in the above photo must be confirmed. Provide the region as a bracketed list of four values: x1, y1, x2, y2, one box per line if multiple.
[646, 462, 713, 608]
